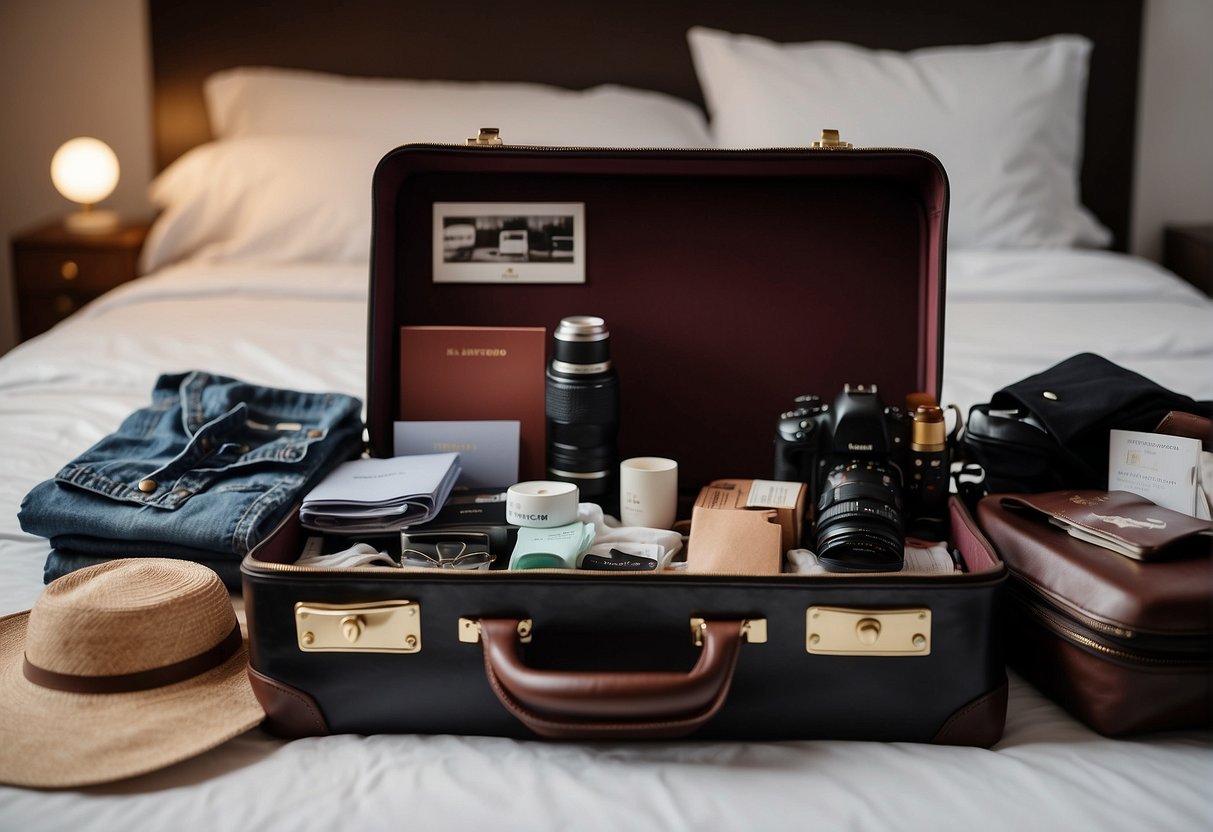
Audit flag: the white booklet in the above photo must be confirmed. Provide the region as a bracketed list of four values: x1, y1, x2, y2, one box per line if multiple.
[300, 453, 462, 532]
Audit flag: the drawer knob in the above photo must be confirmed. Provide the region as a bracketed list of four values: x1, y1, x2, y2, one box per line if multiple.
[60, 260, 79, 281]
[53, 293, 76, 315]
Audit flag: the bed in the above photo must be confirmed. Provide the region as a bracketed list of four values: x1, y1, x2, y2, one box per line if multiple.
[2, 0, 1211, 828]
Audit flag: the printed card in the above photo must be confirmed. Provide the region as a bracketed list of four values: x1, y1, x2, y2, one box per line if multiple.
[1108, 429, 1203, 516]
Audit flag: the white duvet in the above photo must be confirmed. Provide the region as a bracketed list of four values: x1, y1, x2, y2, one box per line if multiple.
[0, 250, 1209, 830]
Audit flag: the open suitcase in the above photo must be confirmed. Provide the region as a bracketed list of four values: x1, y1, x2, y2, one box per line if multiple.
[242, 135, 1009, 743]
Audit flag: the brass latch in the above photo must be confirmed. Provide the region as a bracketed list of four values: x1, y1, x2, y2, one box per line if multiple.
[459, 617, 532, 643]
[806, 607, 930, 656]
[295, 600, 421, 653]
[811, 129, 853, 149]
[690, 618, 768, 647]
[467, 127, 504, 146]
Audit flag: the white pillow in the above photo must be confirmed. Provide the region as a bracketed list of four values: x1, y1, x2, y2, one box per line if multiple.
[142, 136, 383, 272]
[205, 67, 713, 148]
[687, 27, 1112, 249]
[141, 69, 714, 270]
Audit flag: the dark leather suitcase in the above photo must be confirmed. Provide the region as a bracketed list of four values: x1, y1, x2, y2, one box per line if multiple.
[241, 139, 1009, 743]
[977, 494, 1212, 735]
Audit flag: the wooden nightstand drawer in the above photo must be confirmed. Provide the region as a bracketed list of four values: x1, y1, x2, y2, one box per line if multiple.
[1163, 224, 1213, 296]
[11, 220, 151, 342]
[13, 249, 137, 293]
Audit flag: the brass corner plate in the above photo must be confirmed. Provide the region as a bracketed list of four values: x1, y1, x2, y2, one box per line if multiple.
[295, 600, 420, 653]
[806, 606, 930, 656]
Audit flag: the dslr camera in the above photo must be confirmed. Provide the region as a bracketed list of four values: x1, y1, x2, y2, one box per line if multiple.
[774, 385, 909, 572]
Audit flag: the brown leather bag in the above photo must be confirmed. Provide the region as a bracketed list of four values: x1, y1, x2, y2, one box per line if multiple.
[977, 493, 1211, 735]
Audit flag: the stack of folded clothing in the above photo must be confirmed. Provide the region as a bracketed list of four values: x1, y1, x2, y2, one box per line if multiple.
[19, 371, 363, 588]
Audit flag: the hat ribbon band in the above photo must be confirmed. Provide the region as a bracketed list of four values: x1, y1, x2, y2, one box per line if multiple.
[22, 623, 242, 694]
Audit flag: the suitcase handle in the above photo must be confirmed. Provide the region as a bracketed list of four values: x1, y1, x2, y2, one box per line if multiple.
[479, 617, 744, 740]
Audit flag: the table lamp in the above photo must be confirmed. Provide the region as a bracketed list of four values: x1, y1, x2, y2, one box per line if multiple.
[50, 137, 120, 234]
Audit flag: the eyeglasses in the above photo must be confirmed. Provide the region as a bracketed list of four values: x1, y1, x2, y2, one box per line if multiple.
[399, 533, 494, 570]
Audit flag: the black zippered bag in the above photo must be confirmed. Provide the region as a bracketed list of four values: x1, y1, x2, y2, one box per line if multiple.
[963, 353, 1207, 494]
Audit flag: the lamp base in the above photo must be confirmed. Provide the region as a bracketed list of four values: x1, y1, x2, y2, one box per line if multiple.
[64, 209, 119, 234]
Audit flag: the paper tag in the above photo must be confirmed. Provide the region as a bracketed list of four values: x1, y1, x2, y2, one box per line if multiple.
[746, 479, 801, 510]
[1108, 429, 1202, 516]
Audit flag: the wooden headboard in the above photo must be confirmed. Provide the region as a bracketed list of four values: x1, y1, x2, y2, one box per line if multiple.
[149, 0, 1143, 251]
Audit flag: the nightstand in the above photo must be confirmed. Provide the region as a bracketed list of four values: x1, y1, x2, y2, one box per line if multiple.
[1163, 223, 1213, 297]
[11, 219, 151, 341]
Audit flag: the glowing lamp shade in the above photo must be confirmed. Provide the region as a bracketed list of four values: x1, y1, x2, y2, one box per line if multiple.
[50, 137, 121, 233]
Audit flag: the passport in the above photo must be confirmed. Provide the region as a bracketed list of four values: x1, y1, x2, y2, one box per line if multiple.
[1002, 490, 1213, 561]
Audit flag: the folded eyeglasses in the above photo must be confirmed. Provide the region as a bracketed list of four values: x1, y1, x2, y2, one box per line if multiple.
[399, 532, 494, 570]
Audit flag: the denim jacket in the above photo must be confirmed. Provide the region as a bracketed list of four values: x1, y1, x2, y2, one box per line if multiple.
[20, 371, 363, 566]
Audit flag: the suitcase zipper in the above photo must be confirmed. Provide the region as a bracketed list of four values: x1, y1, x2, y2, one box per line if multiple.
[1008, 576, 1136, 639]
[1009, 580, 1211, 665]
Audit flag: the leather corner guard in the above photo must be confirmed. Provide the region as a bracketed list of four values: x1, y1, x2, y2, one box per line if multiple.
[248, 666, 330, 738]
[930, 680, 1008, 747]
[479, 618, 744, 740]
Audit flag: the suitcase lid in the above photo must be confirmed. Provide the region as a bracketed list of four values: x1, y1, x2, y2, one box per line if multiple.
[368, 141, 948, 493]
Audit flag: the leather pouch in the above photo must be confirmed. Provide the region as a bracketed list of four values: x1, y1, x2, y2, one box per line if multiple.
[977, 493, 1212, 735]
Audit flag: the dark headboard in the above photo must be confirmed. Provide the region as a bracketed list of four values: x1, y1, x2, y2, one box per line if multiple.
[149, 0, 1143, 250]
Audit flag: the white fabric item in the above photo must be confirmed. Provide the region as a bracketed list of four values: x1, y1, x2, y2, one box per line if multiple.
[577, 503, 683, 567]
[788, 542, 955, 575]
[205, 66, 713, 148]
[295, 541, 395, 569]
[1, 257, 1211, 827]
[687, 28, 1112, 250]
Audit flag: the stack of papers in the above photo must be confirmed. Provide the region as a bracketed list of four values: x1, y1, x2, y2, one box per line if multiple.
[300, 453, 462, 532]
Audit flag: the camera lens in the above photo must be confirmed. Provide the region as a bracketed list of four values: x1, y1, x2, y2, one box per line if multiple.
[545, 316, 619, 505]
[814, 461, 904, 572]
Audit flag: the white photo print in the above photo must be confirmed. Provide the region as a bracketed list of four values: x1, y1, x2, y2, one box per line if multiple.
[433, 202, 585, 284]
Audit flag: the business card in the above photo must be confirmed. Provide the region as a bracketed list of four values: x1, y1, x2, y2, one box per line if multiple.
[1108, 429, 1202, 515]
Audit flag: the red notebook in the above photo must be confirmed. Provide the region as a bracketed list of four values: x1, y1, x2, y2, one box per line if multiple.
[399, 326, 546, 481]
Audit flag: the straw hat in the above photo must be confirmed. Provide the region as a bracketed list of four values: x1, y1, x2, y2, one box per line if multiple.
[0, 559, 264, 788]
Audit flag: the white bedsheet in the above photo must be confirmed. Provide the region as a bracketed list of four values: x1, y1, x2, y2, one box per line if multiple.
[1, 254, 1210, 830]
[943, 248, 1213, 410]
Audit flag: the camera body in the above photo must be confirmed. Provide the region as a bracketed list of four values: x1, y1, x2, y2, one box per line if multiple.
[775, 385, 910, 503]
[774, 385, 910, 571]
